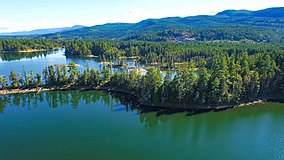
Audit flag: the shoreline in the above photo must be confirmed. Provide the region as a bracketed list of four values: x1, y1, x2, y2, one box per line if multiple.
[83, 55, 99, 58]
[18, 49, 49, 53]
[0, 86, 274, 114]
[0, 47, 61, 53]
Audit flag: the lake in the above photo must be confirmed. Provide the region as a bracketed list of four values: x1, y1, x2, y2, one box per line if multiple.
[0, 49, 284, 160]
[0, 49, 138, 77]
[0, 91, 284, 160]
[0, 49, 176, 79]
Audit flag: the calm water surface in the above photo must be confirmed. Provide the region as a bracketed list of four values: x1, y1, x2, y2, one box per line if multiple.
[0, 49, 175, 78]
[0, 49, 137, 76]
[0, 49, 284, 160]
[0, 91, 284, 160]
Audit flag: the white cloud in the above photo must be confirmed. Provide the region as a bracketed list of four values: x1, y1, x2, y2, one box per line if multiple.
[0, 19, 60, 33]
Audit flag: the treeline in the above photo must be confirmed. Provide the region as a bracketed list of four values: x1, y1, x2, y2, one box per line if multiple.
[125, 27, 283, 43]
[0, 39, 62, 52]
[0, 62, 110, 89]
[1, 39, 282, 67]
[41, 26, 284, 43]
[110, 52, 284, 105]
[1, 50, 283, 106]
[64, 40, 284, 66]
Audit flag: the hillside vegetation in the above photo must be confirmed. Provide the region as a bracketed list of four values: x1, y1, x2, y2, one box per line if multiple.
[40, 7, 284, 43]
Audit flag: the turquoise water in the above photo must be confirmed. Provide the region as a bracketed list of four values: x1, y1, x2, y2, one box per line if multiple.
[0, 91, 284, 160]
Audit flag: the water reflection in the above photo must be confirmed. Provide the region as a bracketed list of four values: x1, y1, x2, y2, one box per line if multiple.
[0, 48, 140, 77]
[0, 90, 139, 113]
[1, 91, 284, 160]
[0, 51, 51, 62]
[1, 90, 284, 137]
[137, 102, 284, 160]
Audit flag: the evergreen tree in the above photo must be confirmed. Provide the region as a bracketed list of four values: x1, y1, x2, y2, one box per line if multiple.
[43, 67, 49, 84]
[48, 65, 57, 85]
[102, 64, 111, 81]
[244, 71, 260, 100]
[229, 54, 243, 102]
[62, 64, 68, 84]
[161, 70, 172, 103]
[256, 53, 277, 96]
[239, 52, 250, 79]
[144, 68, 162, 102]
[56, 66, 62, 84]
[194, 65, 209, 104]
[18, 73, 24, 88]
[208, 77, 221, 104]
[0, 75, 8, 89]
[185, 62, 197, 102]
[35, 73, 42, 87]
[90, 68, 101, 86]
[9, 71, 18, 88]
[68, 62, 78, 84]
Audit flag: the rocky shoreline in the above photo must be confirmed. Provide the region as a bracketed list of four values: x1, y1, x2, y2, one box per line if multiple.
[0, 88, 51, 95]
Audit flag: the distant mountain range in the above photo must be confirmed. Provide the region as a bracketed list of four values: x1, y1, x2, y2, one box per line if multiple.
[40, 7, 283, 43]
[0, 25, 85, 36]
[1, 7, 283, 43]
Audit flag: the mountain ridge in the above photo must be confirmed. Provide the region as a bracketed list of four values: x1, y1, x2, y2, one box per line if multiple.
[40, 7, 283, 43]
[216, 7, 284, 18]
[1, 7, 283, 43]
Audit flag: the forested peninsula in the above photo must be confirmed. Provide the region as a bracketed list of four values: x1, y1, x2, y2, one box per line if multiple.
[0, 39, 284, 112]
[0, 39, 61, 52]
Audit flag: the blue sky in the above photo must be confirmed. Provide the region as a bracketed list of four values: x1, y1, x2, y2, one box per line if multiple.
[0, 0, 283, 32]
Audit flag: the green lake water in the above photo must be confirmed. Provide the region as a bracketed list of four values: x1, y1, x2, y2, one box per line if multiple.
[0, 91, 284, 160]
[0, 49, 284, 160]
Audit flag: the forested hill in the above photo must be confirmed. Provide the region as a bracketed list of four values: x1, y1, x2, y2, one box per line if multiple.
[216, 7, 284, 18]
[40, 7, 284, 43]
